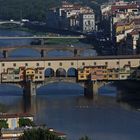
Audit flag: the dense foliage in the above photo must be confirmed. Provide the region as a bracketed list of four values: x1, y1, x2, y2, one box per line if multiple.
[0, 0, 135, 20]
[19, 118, 34, 127]
[0, 120, 8, 129]
[79, 136, 91, 140]
[19, 128, 63, 140]
[0, 0, 61, 21]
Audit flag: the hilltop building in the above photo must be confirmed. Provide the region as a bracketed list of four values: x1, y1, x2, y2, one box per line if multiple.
[101, 0, 140, 55]
[46, 1, 96, 33]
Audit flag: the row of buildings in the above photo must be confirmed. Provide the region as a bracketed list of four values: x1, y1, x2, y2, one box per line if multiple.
[101, 0, 140, 55]
[0, 113, 66, 140]
[1, 67, 45, 83]
[1, 64, 140, 83]
[46, 1, 96, 33]
[78, 64, 140, 81]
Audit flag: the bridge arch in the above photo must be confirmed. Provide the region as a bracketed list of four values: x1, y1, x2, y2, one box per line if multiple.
[56, 68, 67, 77]
[45, 68, 55, 77]
[67, 67, 77, 77]
[37, 80, 85, 95]
[0, 21, 22, 26]
[80, 49, 97, 57]
[0, 83, 23, 95]
[47, 49, 73, 57]
[9, 48, 40, 57]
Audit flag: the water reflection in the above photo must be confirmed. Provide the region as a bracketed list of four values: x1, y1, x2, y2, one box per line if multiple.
[0, 84, 140, 140]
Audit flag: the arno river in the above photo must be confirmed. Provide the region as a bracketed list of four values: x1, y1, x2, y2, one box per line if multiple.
[0, 29, 140, 140]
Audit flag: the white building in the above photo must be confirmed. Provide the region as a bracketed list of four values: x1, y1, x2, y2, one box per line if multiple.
[79, 13, 95, 32]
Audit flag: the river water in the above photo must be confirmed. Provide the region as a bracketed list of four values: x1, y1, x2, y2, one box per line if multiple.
[0, 29, 140, 140]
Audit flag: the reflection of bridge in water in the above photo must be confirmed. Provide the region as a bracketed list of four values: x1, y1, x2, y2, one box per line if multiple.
[1, 55, 140, 97]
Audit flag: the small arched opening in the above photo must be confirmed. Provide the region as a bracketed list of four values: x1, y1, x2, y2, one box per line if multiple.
[67, 67, 77, 77]
[45, 68, 55, 77]
[56, 68, 66, 77]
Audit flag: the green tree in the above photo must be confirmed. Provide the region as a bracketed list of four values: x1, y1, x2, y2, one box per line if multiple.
[19, 118, 34, 127]
[0, 0, 61, 21]
[79, 136, 91, 140]
[0, 120, 8, 129]
[19, 128, 64, 140]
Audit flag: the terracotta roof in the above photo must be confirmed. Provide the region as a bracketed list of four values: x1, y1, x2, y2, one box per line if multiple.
[129, 28, 140, 35]
[111, 4, 139, 13]
[0, 113, 33, 119]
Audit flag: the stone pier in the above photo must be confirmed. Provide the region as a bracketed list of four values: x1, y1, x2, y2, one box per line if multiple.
[40, 49, 45, 57]
[23, 81, 37, 96]
[3, 50, 8, 58]
[84, 81, 106, 97]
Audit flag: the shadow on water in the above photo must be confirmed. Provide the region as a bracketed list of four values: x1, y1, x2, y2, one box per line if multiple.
[0, 82, 140, 140]
[37, 83, 84, 98]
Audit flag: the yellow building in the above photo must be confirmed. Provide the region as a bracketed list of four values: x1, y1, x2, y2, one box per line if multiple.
[78, 65, 107, 81]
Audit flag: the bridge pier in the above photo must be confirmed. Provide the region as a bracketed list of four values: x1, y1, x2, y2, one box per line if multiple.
[84, 81, 105, 97]
[3, 50, 8, 58]
[74, 49, 80, 57]
[40, 49, 45, 57]
[40, 39, 45, 45]
[23, 81, 37, 96]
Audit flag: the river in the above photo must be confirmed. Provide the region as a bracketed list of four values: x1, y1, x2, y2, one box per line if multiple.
[0, 29, 140, 140]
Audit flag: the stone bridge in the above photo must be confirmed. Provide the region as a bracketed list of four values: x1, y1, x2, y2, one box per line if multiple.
[1, 55, 140, 97]
[0, 21, 23, 26]
[0, 45, 93, 58]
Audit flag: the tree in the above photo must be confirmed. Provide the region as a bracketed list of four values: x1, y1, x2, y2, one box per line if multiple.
[19, 118, 34, 127]
[0, 0, 61, 21]
[79, 136, 91, 140]
[19, 128, 64, 140]
[0, 120, 8, 129]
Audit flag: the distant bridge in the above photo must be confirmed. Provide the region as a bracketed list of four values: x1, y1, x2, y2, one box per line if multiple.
[0, 45, 93, 57]
[0, 21, 23, 26]
[0, 36, 85, 39]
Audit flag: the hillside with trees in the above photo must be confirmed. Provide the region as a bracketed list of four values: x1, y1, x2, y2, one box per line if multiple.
[0, 0, 61, 21]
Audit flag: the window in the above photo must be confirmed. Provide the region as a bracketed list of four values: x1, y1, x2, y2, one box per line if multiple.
[15, 77, 19, 79]
[39, 71, 42, 74]
[35, 76, 38, 79]
[36, 63, 39, 66]
[94, 62, 96, 65]
[39, 76, 42, 79]
[13, 63, 16, 67]
[48, 63, 51, 66]
[71, 62, 74, 66]
[82, 62, 85, 66]
[86, 70, 89, 73]
[2, 63, 5, 67]
[128, 61, 131, 65]
[105, 62, 108, 65]
[117, 61, 119, 65]
[25, 63, 28, 66]
[59, 62, 62, 66]
[80, 75, 84, 78]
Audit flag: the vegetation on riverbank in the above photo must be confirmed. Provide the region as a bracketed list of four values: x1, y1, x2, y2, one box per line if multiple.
[0, 0, 61, 21]
[45, 38, 80, 45]
[19, 128, 65, 140]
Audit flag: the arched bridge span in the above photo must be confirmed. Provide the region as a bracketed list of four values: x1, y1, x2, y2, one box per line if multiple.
[0, 45, 93, 58]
